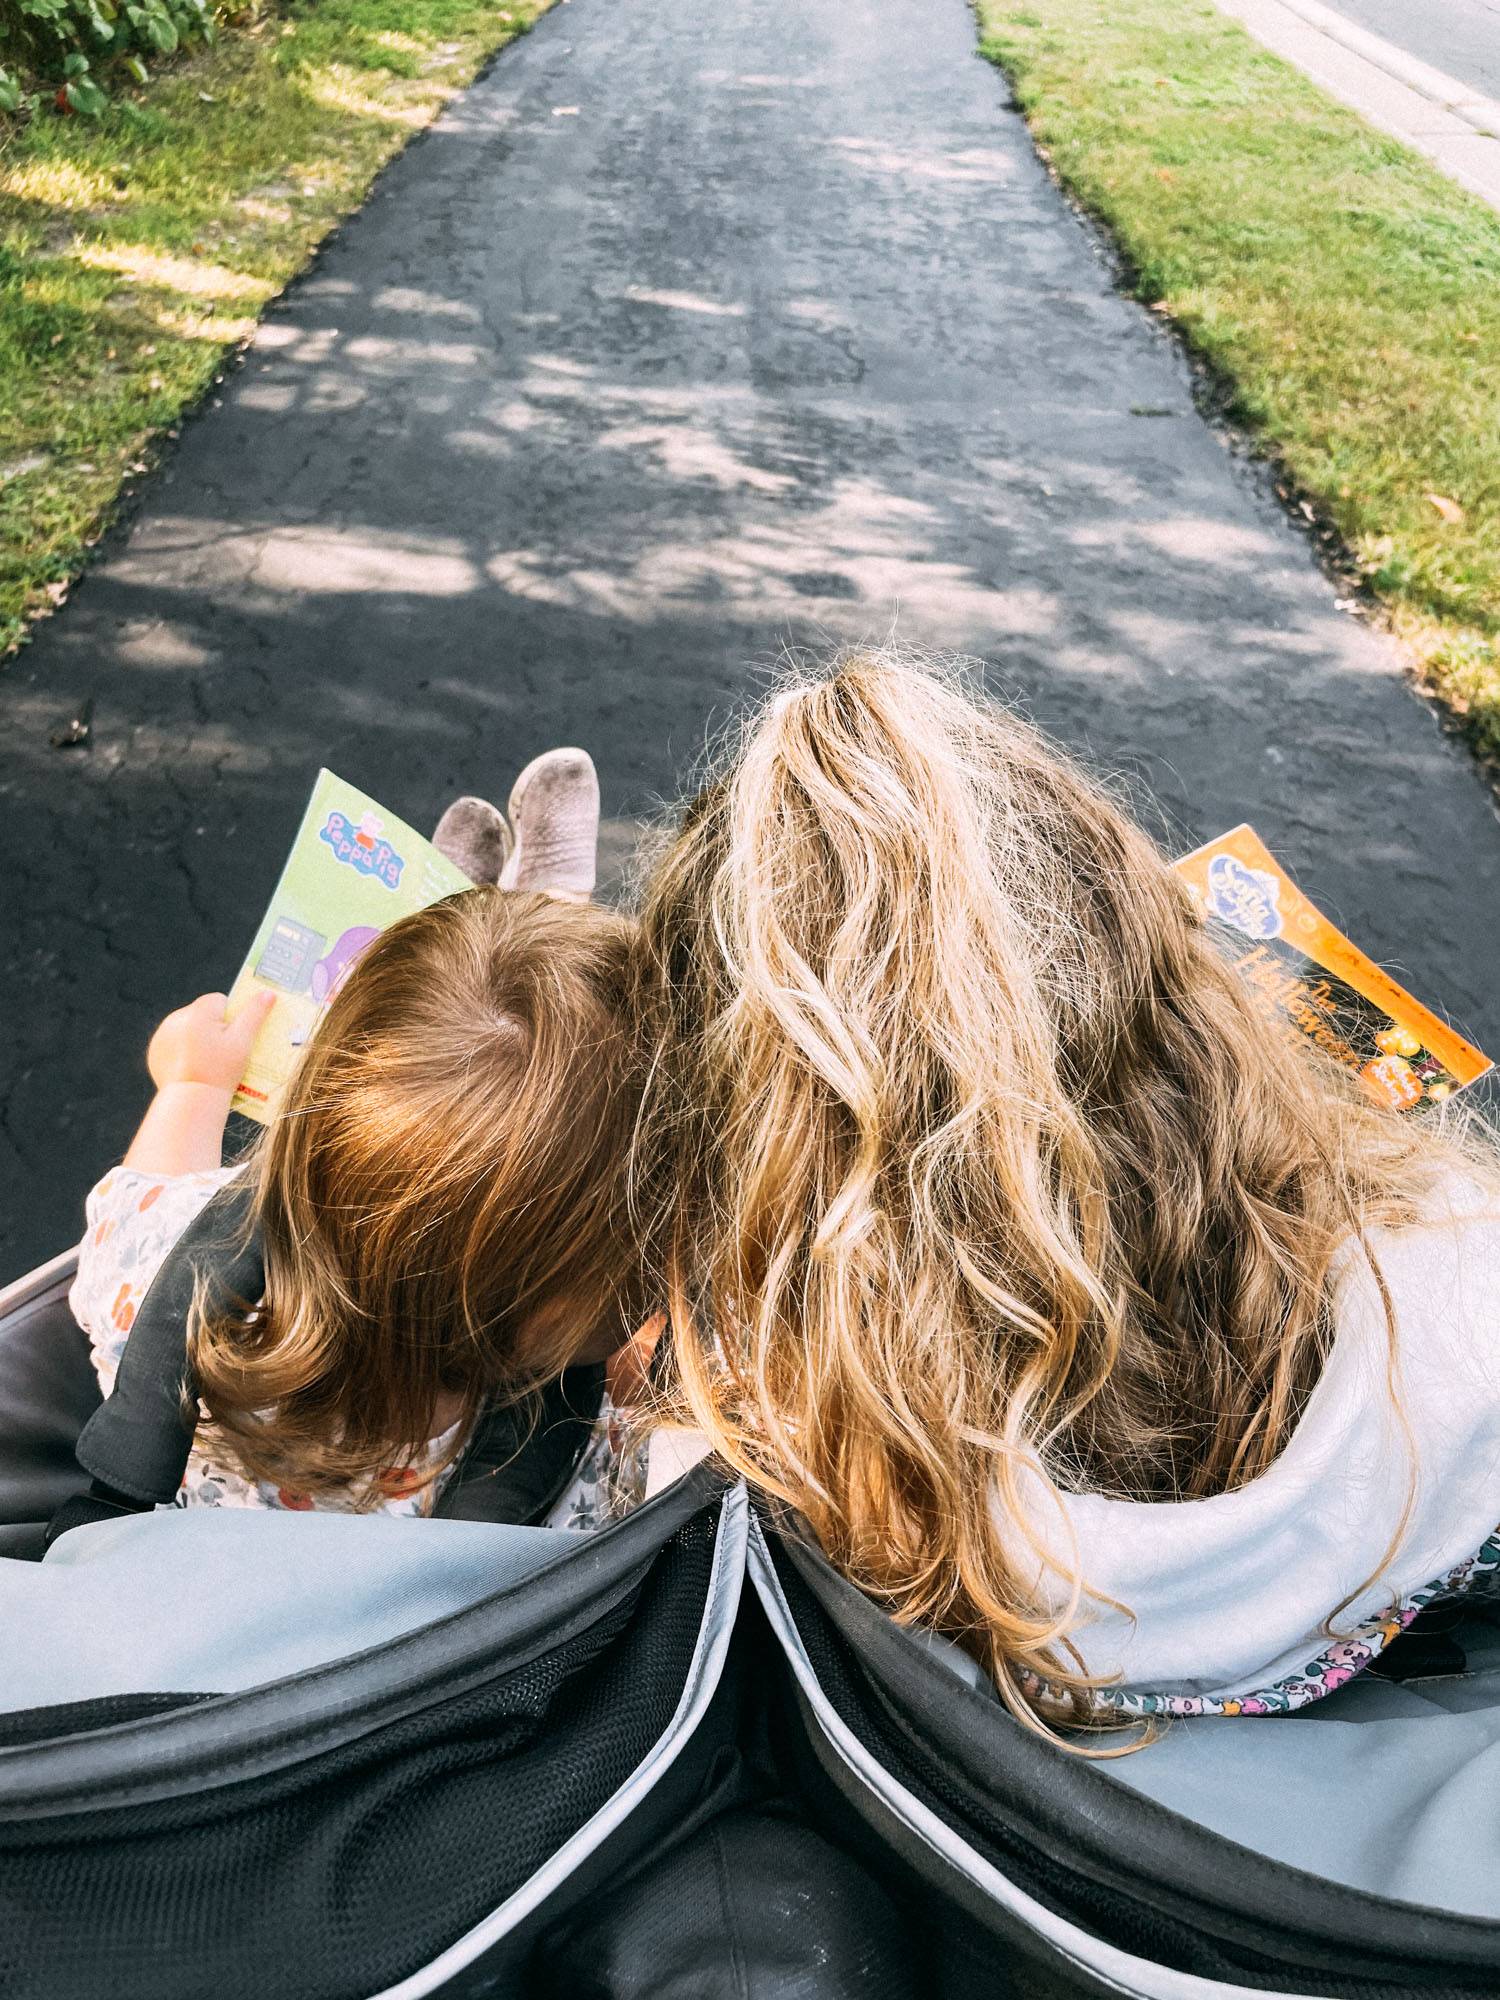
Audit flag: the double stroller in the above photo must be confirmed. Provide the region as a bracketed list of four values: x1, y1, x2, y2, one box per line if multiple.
[3, 1216, 1499, 1998]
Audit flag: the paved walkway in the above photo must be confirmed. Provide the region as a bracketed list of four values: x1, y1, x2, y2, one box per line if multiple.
[1215, 0, 1500, 210]
[4, 0, 1499, 1275]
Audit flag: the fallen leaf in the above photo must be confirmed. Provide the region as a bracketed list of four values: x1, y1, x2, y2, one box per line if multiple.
[551, 105, 580, 116]
[1426, 493, 1464, 525]
[49, 697, 94, 750]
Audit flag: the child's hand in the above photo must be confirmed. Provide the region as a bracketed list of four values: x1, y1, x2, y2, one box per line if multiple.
[147, 990, 276, 1094]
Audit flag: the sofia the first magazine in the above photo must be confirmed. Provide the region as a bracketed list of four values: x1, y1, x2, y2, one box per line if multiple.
[1176, 826, 1490, 1113]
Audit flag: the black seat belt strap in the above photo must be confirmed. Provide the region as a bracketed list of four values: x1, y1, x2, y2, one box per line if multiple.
[70, 1178, 262, 1509]
[435, 1363, 606, 1526]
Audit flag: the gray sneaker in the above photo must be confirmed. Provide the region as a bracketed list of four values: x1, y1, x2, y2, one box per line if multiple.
[498, 748, 600, 899]
[432, 795, 514, 886]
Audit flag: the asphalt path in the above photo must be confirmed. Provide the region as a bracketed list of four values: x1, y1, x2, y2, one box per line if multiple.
[4, 0, 1499, 1278]
[1323, 0, 1500, 99]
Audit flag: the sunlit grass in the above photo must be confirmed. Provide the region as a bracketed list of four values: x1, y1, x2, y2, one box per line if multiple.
[303, 66, 439, 126]
[976, 0, 1500, 763]
[0, 0, 554, 654]
[77, 242, 271, 296]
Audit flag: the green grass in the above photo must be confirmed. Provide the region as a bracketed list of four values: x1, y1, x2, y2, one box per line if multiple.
[976, 0, 1500, 762]
[0, 0, 553, 655]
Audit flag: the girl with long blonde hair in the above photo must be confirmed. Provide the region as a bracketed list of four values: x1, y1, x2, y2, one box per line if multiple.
[633, 650, 1500, 1734]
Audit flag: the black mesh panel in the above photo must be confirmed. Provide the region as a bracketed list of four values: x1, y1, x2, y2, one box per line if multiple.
[769, 1540, 1498, 2000]
[0, 1515, 716, 2000]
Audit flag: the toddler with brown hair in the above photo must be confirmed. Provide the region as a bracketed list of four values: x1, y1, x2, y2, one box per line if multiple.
[70, 884, 653, 1523]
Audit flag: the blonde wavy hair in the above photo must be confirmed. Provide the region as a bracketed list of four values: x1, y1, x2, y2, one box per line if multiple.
[633, 649, 1493, 1732]
[191, 889, 649, 1505]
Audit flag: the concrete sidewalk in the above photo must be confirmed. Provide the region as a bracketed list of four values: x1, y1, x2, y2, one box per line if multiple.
[1214, 0, 1500, 210]
[1328, 0, 1500, 104]
[4, 0, 1499, 1274]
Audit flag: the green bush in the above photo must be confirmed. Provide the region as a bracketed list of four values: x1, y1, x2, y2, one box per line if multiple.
[0, 0, 226, 116]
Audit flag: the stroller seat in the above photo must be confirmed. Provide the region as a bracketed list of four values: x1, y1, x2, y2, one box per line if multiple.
[3, 1248, 1500, 1999]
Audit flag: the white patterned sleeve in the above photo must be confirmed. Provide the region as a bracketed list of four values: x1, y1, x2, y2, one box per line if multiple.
[68, 1166, 242, 1396]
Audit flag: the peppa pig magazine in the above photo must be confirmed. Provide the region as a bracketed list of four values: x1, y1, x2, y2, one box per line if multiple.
[226, 769, 471, 1119]
[1174, 825, 1490, 1113]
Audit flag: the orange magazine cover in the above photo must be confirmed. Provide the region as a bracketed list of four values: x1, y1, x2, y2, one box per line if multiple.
[1174, 826, 1490, 1114]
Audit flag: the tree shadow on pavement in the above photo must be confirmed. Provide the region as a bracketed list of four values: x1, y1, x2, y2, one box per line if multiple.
[5, 0, 1498, 1273]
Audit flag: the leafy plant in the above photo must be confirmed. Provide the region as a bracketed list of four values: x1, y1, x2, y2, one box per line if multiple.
[0, 0, 226, 114]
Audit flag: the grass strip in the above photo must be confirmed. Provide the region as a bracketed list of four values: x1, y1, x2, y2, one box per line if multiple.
[975, 0, 1500, 763]
[0, 0, 553, 656]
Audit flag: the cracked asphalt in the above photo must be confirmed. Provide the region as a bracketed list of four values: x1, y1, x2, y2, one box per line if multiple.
[4, 0, 1499, 1279]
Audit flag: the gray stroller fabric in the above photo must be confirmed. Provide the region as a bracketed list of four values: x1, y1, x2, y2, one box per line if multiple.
[919, 1598, 1500, 1923]
[0, 1255, 101, 1557]
[2, 1467, 1500, 1999]
[4, 1250, 1500, 1998]
[2, 1508, 575, 1705]
[1107, 1615, 1500, 1921]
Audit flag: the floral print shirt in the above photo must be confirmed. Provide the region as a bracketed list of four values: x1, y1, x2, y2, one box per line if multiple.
[69, 1165, 646, 1531]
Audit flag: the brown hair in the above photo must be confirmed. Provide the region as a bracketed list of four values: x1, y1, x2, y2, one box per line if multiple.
[191, 888, 648, 1504]
[632, 649, 1497, 1732]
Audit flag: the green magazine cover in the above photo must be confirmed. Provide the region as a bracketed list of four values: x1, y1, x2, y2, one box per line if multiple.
[227, 769, 470, 1120]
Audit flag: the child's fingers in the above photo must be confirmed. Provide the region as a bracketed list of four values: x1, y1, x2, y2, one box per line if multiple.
[147, 990, 274, 1090]
[225, 988, 276, 1049]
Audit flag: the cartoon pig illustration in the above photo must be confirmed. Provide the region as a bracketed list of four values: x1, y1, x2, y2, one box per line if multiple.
[309, 925, 380, 1005]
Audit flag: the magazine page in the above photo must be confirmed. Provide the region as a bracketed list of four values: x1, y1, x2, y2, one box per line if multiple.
[227, 769, 471, 1120]
[1174, 825, 1490, 1111]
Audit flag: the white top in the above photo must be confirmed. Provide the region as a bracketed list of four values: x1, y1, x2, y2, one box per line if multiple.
[1014, 1175, 1500, 1714]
